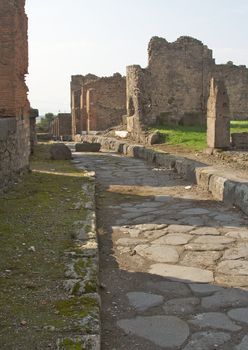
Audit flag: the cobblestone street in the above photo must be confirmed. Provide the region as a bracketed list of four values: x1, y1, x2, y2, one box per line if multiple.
[73, 151, 248, 350]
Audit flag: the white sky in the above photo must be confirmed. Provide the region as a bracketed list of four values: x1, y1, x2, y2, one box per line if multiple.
[26, 0, 248, 115]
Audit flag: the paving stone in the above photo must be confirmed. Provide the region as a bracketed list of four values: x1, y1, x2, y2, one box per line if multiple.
[189, 312, 241, 331]
[193, 235, 235, 245]
[117, 246, 132, 254]
[181, 251, 222, 268]
[116, 238, 148, 247]
[143, 230, 167, 240]
[185, 243, 227, 251]
[201, 289, 248, 309]
[226, 230, 248, 240]
[214, 213, 241, 224]
[128, 228, 142, 238]
[146, 280, 191, 297]
[179, 208, 210, 215]
[183, 331, 231, 350]
[191, 227, 220, 235]
[235, 335, 248, 350]
[189, 284, 223, 295]
[149, 264, 214, 283]
[127, 292, 163, 311]
[228, 307, 248, 324]
[117, 316, 190, 347]
[133, 224, 167, 232]
[180, 217, 204, 226]
[136, 202, 162, 208]
[215, 275, 248, 288]
[217, 260, 248, 275]
[154, 195, 171, 202]
[131, 215, 156, 224]
[167, 224, 195, 233]
[135, 244, 180, 263]
[223, 247, 248, 260]
[152, 233, 193, 245]
[163, 297, 199, 315]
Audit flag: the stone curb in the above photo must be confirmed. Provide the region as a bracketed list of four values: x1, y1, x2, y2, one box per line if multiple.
[57, 169, 101, 350]
[78, 135, 248, 216]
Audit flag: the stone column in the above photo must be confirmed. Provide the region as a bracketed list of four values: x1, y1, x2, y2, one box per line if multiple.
[207, 78, 230, 150]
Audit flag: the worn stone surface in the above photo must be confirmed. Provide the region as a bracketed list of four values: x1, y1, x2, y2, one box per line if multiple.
[202, 289, 248, 309]
[235, 335, 248, 350]
[217, 260, 248, 275]
[228, 308, 248, 324]
[223, 247, 248, 260]
[191, 227, 220, 235]
[117, 316, 190, 347]
[163, 297, 199, 315]
[149, 264, 214, 283]
[189, 284, 223, 295]
[73, 151, 248, 349]
[183, 331, 231, 350]
[189, 312, 241, 331]
[135, 244, 180, 263]
[181, 251, 222, 268]
[146, 281, 191, 297]
[152, 233, 192, 245]
[127, 292, 163, 311]
[116, 238, 148, 247]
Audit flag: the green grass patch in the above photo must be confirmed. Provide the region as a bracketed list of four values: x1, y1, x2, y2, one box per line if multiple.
[0, 143, 92, 348]
[153, 120, 248, 151]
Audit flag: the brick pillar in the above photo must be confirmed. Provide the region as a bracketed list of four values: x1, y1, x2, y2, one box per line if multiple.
[207, 78, 230, 150]
[86, 88, 97, 131]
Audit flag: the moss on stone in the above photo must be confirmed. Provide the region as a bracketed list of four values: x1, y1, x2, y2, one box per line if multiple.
[55, 296, 99, 318]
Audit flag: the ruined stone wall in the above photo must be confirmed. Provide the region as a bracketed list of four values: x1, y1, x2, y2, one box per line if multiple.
[0, 0, 30, 192]
[147, 36, 214, 124]
[126, 36, 248, 139]
[51, 114, 72, 140]
[71, 74, 98, 137]
[215, 63, 248, 119]
[84, 73, 126, 131]
[71, 73, 126, 136]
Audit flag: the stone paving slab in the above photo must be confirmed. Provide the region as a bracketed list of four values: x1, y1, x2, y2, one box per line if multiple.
[73, 150, 248, 349]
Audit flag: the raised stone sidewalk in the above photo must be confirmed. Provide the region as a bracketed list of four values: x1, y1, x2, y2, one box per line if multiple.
[79, 135, 248, 216]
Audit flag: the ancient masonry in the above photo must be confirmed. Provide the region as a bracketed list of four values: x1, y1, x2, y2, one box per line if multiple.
[0, 0, 30, 191]
[71, 73, 126, 138]
[29, 108, 38, 153]
[126, 36, 248, 140]
[207, 78, 230, 150]
[51, 113, 72, 141]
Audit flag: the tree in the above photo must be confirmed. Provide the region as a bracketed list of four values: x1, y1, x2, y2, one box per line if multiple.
[37, 113, 56, 132]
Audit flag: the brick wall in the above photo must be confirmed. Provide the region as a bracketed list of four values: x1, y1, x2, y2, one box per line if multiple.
[51, 114, 72, 140]
[0, 0, 30, 192]
[71, 73, 126, 138]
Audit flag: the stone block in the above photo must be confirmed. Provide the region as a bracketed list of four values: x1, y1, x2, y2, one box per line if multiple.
[50, 143, 72, 160]
[75, 143, 101, 152]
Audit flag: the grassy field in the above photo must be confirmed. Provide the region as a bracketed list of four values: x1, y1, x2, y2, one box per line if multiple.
[153, 120, 248, 151]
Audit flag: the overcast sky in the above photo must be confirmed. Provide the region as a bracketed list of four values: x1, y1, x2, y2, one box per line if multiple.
[26, 0, 248, 115]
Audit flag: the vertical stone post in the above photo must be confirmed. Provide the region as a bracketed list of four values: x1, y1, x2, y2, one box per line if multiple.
[207, 78, 230, 150]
